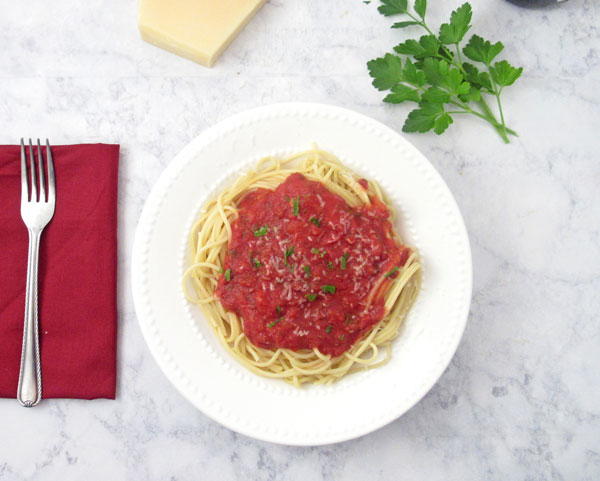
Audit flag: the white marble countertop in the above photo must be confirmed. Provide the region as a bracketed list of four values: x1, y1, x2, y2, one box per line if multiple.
[1, 0, 599, 479]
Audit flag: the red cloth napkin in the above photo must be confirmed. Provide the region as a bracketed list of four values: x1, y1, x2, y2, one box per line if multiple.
[0, 144, 119, 399]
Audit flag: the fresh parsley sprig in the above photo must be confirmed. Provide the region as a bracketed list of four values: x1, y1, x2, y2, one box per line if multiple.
[367, 1, 523, 143]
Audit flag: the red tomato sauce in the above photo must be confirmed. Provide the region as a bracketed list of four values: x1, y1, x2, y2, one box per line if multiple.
[216, 173, 410, 357]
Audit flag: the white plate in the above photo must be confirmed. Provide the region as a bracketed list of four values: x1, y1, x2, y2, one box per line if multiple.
[132, 103, 472, 446]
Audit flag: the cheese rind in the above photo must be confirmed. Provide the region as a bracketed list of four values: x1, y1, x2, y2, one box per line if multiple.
[138, 0, 266, 67]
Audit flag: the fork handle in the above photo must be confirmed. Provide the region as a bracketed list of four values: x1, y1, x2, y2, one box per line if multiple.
[17, 229, 42, 407]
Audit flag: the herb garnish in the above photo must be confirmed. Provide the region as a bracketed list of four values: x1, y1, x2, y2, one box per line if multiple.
[385, 266, 400, 278]
[311, 247, 326, 258]
[267, 318, 282, 328]
[276, 306, 282, 314]
[367, 1, 522, 143]
[309, 217, 321, 227]
[305, 293, 317, 301]
[321, 285, 336, 294]
[327, 261, 334, 270]
[292, 196, 300, 216]
[252, 258, 262, 268]
[340, 253, 349, 270]
[325, 325, 333, 334]
[284, 246, 295, 264]
[224, 269, 232, 281]
[303, 265, 312, 277]
[254, 225, 269, 237]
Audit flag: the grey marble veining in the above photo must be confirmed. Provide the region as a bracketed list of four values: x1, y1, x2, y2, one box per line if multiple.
[1, 0, 599, 479]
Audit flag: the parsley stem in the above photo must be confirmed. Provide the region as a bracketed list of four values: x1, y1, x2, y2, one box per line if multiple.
[485, 70, 509, 142]
[476, 98, 512, 142]
[406, 12, 433, 35]
[494, 91, 507, 139]
[451, 99, 513, 143]
[454, 44, 463, 66]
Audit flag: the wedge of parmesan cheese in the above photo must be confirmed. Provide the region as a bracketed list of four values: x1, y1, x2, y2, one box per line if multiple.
[138, 0, 266, 67]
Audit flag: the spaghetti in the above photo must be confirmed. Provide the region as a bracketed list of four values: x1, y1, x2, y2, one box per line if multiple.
[183, 148, 421, 386]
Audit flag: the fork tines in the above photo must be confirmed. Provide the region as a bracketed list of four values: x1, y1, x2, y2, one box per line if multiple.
[20, 138, 55, 204]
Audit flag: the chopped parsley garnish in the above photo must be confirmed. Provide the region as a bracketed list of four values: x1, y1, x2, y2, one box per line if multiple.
[267, 318, 282, 328]
[252, 258, 262, 268]
[327, 261, 334, 270]
[340, 253, 349, 270]
[276, 306, 282, 314]
[284, 246, 295, 263]
[303, 265, 311, 277]
[305, 293, 317, 302]
[321, 285, 336, 294]
[325, 325, 333, 334]
[292, 196, 300, 216]
[254, 226, 269, 237]
[385, 266, 400, 278]
[311, 247, 326, 258]
[224, 269, 232, 281]
[309, 216, 321, 227]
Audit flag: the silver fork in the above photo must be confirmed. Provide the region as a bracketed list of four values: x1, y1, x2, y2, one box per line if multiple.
[17, 138, 56, 407]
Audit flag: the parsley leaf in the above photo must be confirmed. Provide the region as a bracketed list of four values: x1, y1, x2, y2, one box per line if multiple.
[458, 85, 482, 103]
[414, 0, 426, 19]
[421, 58, 470, 96]
[489, 60, 523, 87]
[367, 53, 404, 91]
[254, 226, 268, 237]
[384, 84, 420, 104]
[394, 35, 439, 59]
[340, 253, 349, 270]
[378, 0, 408, 16]
[385, 266, 400, 278]
[325, 325, 333, 334]
[252, 258, 262, 268]
[305, 293, 317, 301]
[462, 62, 493, 92]
[439, 3, 472, 45]
[309, 216, 321, 226]
[403, 102, 453, 135]
[321, 285, 336, 294]
[284, 246, 295, 264]
[463, 34, 504, 65]
[224, 269, 232, 281]
[303, 265, 311, 277]
[421, 87, 450, 103]
[433, 112, 453, 134]
[292, 196, 300, 216]
[403, 58, 427, 87]
[267, 318, 282, 328]
[392, 21, 420, 29]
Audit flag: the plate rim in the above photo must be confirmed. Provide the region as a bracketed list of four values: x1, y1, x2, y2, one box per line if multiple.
[131, 102, 473, 445]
